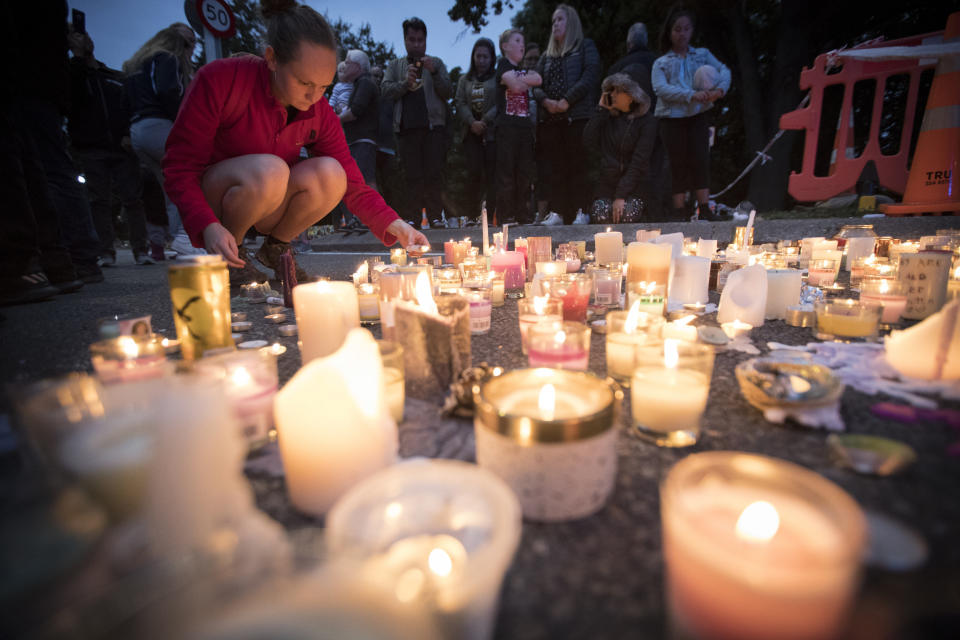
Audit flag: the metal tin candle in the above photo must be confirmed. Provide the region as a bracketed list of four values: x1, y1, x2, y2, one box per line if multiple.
[474, 368, 621, 521]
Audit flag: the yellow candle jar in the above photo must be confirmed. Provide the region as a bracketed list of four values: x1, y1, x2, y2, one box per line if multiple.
[814, 299, 882, 340]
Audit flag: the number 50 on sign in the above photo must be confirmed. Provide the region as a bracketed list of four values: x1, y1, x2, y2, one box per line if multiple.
[196, 0, 236, 38]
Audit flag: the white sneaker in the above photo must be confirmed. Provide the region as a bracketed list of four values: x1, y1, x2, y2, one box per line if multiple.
[171, 233, 206, 256]
[541, 212, 563, 226]
[572, 211, 590, 225]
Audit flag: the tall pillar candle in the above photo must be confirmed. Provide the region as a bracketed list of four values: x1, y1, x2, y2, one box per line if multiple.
[594, 230, 623, 265]
[293, 281, 360, 364]
[274, 329, 397, 516]
[527, 237, 553, 277]
[654, 233, 685, 263]
[898, 250, 952, 320]
[764, 269, 803, 320]
[844, 237, 876, 271]
[491, 251, 526, 297]
[717, 264, 768, 327]
[669, 256, 711, 305]
[627, 242, 672, 290]
[636, 229, 661, 242]
[696, 238, 718, 260]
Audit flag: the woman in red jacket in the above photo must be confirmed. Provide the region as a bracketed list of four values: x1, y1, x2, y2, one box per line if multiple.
[163, 0, 426, 285]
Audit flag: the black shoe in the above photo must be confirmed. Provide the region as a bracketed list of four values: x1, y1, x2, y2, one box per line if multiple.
[75, 263, 105, 283]
[100, 253, 117, 267]
[44, 263, 85, 294]
[0, 272, 59, 306]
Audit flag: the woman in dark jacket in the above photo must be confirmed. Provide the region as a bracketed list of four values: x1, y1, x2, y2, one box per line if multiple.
[454, 37, 497, 223]
[123, 23, 198, 256]
[533, 3, 600, 225]
[583, 71, 657, 224]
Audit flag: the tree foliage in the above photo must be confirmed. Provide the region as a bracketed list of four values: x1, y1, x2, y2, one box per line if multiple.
[329, 17, 396, 69]
[450, 0, 960, 210]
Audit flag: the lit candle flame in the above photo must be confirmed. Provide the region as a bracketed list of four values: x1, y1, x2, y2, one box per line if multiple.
[385, 501, 403, 519]
[879, 278, 890, 294]
[624, 300, 644, 334]
[664, 338, 679, 369]
[533, 295, 548, 315]
[675, 315, 696, 327]
[641, 281, 658, 295]
[428, 547, 453, 577]
[119, 336, 139, 359]
[538, 384, 556, 421]
[230, 366, 253, 388]
[414, 271, 438, 314]
[606, 227, 612, 233]
[553, 330, 566, 345]
[735, 501, 780, 542]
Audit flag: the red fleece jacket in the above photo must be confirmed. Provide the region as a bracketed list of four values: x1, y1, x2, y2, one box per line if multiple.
[162, 56, 399, 247]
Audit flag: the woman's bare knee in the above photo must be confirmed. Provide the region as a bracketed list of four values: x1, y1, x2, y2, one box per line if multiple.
[249, 156, 290, 209]
[300, 157, 346, 202]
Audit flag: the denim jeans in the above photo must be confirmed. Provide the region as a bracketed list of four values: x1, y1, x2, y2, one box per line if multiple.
[131, 117, 182, 239]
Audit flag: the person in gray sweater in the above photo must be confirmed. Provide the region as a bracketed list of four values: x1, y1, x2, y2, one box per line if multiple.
[454, 37, 497, 223]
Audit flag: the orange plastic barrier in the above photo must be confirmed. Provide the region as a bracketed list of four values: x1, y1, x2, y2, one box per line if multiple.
[883, 12, 960, 216]
[779, 31, 942, 202]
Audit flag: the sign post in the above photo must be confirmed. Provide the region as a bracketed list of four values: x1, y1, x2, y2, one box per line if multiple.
[193, 0, 236, 63]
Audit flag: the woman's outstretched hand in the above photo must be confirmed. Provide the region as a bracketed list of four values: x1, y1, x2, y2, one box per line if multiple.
[386, 219, 429, 251]
[202, 222, 245, 268]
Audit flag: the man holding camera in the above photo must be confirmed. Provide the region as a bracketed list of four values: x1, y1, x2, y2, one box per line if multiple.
[381, 17, 452, 229]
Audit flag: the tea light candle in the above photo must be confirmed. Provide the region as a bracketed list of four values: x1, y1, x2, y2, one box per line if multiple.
[160, 337, 180, 354]
[357, 283, 380, 322]
[491, 251, 526, 297]
[264, 342, 286, 356]
[661, 452, 867, 640]
[860, 278, 907, 324]
[264, 313, 286, 324]
[536, 260, 567, 277]
[278, 324, 298, 337]
[527, 322, 591, 370]
[293, 281, 360, 364]
[721, 319, 753, 339]
[631, 340, 713, 447]
[390, 248, 407, 266]
[464, 288, 493, 335]
[232, 321, 252, 332]
[595, 229, 623, 265]
[606, 305, 662, 383]
[474, 369, 619, 521]
[662, 315, 698, 343]
[626, 281, 666, 316]
[89, 335, 172, 384]
[764, 269, 802, 320]
[518, 296, 564, 355]
[194, 349, 279, 447]
[231, 312, 247, 322]
[274, 329, 396, 516]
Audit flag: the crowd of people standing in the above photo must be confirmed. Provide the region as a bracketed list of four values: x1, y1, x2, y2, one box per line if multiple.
[1, 0, 731, 305]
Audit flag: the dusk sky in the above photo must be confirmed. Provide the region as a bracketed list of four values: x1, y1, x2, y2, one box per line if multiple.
[69, 0, 520, 72]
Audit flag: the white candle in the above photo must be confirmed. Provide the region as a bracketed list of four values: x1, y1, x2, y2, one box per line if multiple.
[662, 315, 698, 342]
[275, 329, 396, 516]
[293, 281, 360, 364]
[718, 264, 768, 327]
[764, 269, 802, 320]
[627, 242, 672, 287]
[885, 300, 960, 380]
[669, 256, 711, 305]
[357, 283, 380, 321]
[606, 305, 660, 383]
[518, 296, 563, 355]
[594, 230, 623, 265]
[391, 248, 407, 266]
[631, 340, 710, 439]
[662, 452, 867, 640]
[636, 229, 661, 242]
[536, 260, 567, 277]
[798, 237, 825, 268]
[721, 319, 753, 339]
[697, 238, 718, 259]
[844, 237, 876, 271]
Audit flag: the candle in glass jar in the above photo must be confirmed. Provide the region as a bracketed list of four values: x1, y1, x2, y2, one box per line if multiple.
[293, 281, 360, 364]
[518, 296, 564, 355]
[661, 452, 866, 640]
[605, 305, 662, 383]
[464, 288, 493, 334]
[391, 247, 407, 266]
[194, 349, 278, 447]
[543, 274, 592, 322]
[536, 260, 567, 277]
[491, 251, 526, 296]
[860, 278, 907, 323]
[806, 260, 838, 287]
[357, 283, 380, 322]
[527, 322, 591, 370]
[489, 273, 506, 306]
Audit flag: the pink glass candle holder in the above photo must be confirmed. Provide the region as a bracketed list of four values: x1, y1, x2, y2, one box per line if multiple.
[491, 251, 526, 298]
[807, 258, 839, 287]
[859, 277, 907, 324]
[463, 287, 493, 335]
[542, 273, 592, 322]
[592, 266, 623, 307]
[527, 321, 591, 371]
[518, 297, 564, 355]
[661, 451, 866, 640]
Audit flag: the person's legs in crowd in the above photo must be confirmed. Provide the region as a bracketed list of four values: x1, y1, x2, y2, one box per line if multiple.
[533, 133, 550, 223]
[660, 116, 693, 220]
[463, 132, 485, 219]
[688, 112, 714, 218]
[17, 97, 103, 282]
[538, 120, 565, 223]
[73, 147, 116, 265]
[397, 129, 427, 226]
[483, 139, 497, 222]
[423, 126, 446, 227]
[110, 150, 151, 262]
[140, 165, 168, 261]
[557, 119, 588, 225]
[495, 130, 518, 225]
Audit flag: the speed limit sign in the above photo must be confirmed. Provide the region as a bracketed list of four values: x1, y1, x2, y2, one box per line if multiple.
[196, 0, 236, 38]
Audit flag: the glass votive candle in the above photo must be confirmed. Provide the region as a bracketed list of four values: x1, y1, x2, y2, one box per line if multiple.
[326, 459, 521, 640]
[814, 298, 882, 340]
[527, 321, 591, 370]
[625, 281, 667, 316]
[556, 244, 581, 272]
[631, 340, 714, 447]
[592, 266, 623, 307]
[356, 283, 380, 322]
[489, 272, 505, 307]
[491, 251, 526, 298]
[377, 340, 404, 424]
[436, 267, 462, 294]
[542, 273, 592, 322]
[89, 335, 173, 384]
[605, 310, 665, 384]
[460, 262, 487, 288]
[806, 258, 839, 287]
[463, 287, 493, 335]
[193, 348, 279, 448]
[474, 368, 621, 521]
[518, 296, 564, 355]
[536, 260, 568, 278]
[390, 247, 407, 266]
[660, 451, 867, 640]
[859, 277, 907, 324]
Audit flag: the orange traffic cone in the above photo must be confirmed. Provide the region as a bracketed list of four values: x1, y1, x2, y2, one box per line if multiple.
[420, 208, 429, 229]
[882, 12, 960, 216]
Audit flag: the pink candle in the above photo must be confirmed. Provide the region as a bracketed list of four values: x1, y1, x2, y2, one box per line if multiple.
[527, 321, 591, 371]
[860, 278, 907, 323]
[444, 240, 456, 265]
[527, 344, 589, 370]
[560, 288, 590, 322]
[491, 251, 527, 294]
[807, 267, 836, 286]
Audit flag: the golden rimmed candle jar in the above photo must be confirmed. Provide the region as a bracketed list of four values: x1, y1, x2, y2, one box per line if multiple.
[473, 368, 621, 521]
[814, 298, 882, 340]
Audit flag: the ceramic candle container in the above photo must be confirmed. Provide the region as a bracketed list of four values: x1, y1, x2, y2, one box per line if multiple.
[661, 452, 867, 640]
[631, 340, 714, 447]
[527, 321, 591, 370]
[474, 368, 621, 521]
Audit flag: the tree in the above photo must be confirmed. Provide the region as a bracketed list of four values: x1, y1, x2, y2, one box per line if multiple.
[193, 0, 266, 63]
[329, 17, 396, 69]
[448, 0, 515, 31]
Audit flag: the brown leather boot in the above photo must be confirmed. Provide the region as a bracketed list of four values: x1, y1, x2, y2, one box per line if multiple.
[255, 236, 311, 283]
[229, 246, 269, 294]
